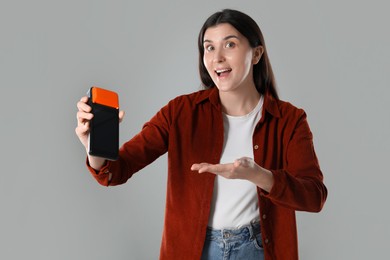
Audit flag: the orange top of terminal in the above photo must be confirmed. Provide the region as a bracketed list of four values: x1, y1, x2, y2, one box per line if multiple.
[91, 86, 119, 109]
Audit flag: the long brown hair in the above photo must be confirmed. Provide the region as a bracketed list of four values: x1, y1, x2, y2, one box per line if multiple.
[198, 9, 279, 99]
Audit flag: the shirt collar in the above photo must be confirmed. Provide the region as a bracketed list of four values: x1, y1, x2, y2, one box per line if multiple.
[194, 87, 221, 110]
[263, 91, 281, 118]
[194, 87, 281, 118]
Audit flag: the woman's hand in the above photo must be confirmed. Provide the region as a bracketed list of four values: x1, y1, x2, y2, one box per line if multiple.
[191, 157, 274, 192]
[75, 96, 125, 151]
[75, 96, 125, 171]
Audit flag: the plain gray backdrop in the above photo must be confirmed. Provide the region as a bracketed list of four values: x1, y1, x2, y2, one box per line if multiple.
[1, 0, 389, 259]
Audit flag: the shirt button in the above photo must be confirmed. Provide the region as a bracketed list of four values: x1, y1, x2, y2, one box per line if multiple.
[262, 214, 267, 220]
[265, 238, 269, 244]
[254, 145, 259, 150]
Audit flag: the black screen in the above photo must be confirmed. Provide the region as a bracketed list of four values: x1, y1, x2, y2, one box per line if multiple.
[88, 103, 119, 160]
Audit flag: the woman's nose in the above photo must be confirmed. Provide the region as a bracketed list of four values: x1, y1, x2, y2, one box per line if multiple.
[213, 48, 225, 63]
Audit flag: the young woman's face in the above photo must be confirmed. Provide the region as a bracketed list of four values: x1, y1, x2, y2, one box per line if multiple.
[203, 23, 260, 93]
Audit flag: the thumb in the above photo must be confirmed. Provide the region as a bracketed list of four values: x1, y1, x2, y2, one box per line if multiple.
[234, 157, 254, 168]
[119, 110, 125, 123]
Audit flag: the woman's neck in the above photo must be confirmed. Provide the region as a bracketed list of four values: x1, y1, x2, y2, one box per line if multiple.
[219, 85, 260, 116]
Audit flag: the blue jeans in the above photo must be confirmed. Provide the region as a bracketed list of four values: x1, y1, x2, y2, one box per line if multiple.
[201, 221, 264, 260]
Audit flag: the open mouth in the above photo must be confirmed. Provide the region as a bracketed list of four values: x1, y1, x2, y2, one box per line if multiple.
[215, 68, 232, 77]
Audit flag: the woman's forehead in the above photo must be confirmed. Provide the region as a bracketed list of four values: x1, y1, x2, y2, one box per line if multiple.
[203, 23, 242, 41]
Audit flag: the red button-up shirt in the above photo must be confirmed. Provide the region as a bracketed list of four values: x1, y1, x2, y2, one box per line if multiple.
[87, 87, 327, 259]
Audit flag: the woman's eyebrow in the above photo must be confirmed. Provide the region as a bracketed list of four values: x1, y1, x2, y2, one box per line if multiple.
[203, 35, 240, 44]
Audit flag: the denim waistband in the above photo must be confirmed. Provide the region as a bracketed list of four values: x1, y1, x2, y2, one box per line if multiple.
[205, 220, 261, 242]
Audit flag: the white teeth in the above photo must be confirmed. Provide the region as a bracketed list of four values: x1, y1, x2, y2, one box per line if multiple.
[216, 68, 231, 73]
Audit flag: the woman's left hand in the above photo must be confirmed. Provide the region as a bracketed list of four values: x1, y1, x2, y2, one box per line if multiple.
[191, 157, 274, 192]
[191, 157, 257, 179]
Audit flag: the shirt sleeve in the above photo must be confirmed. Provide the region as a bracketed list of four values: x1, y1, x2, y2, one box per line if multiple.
[263, 110, 328, 212]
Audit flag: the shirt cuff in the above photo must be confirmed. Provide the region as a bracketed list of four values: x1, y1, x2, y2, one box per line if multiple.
[85, 157, 111, 186]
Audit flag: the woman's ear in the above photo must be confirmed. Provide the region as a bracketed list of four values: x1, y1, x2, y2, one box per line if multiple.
[253, 46, 264, 65]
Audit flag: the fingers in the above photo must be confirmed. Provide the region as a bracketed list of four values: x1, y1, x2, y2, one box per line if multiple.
[191, 163, 233, 173]
[77, 96, 92, 113]
[75, 120, 90, 135]
[191, 163, 214, 173]
[76, 96, 92, 125]
[76, 111, 93, 126]
[206, 163, 233, 173]
[191, 163, 209, 171]
[79, 96, 89, 103]
[75, 96, 92, 148]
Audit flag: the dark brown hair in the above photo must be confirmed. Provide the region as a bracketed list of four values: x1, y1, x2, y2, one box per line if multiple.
[198, 9, 278, 99]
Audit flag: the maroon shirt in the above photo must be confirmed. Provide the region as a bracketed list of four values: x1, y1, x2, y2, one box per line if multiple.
[87, 87, 327, 259]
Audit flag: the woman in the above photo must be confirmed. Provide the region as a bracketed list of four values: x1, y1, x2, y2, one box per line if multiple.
[76, 9, 327, 260]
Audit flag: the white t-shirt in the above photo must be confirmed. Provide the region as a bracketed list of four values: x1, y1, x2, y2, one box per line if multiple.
[208, 96, 264, 229]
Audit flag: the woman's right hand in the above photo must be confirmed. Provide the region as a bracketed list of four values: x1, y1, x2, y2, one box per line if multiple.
[75, 96, 125, 152]
[75, 96, 125, 172]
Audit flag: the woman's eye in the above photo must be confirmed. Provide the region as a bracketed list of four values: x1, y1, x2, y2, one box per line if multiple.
[226, 42, 235, 48]
[205, 45, 214, 52]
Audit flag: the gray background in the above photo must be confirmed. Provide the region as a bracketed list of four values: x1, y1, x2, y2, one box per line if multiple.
[1, 0, 389, 259]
